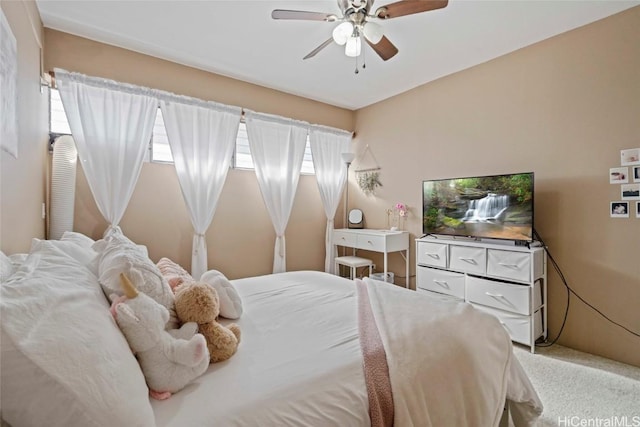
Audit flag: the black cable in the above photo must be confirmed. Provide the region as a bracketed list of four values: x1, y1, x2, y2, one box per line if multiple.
[534, 229, 640, 346]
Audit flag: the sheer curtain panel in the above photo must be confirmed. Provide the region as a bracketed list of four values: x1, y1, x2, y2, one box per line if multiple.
[310, 126, 352, 274]
[54, 69, 158, 231]
[245, 111, 308, 273]
[159, 98, 241, 279]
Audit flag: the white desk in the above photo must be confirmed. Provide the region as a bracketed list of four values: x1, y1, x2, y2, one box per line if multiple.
[333, 229, 410, 288]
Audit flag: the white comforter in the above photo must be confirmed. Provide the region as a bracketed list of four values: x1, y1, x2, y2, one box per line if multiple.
[152, 271, 541, 426]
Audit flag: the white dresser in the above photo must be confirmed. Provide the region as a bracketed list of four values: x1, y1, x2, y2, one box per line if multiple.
[333, 229, 409, 287]
[416, 237, 547, 352]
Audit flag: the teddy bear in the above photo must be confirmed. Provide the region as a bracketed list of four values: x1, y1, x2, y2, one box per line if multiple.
[111, 273, 210, 400]
[173, 281, 241, 363]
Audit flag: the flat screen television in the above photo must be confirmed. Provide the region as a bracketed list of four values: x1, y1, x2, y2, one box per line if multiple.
[422, 172, 534, 242]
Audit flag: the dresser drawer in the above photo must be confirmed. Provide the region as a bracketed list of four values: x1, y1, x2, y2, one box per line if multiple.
[487, 249, 531, 283]
[416, 241, 448, 268]
[416, 266, 465, 300]
[449, 245, 486, 275]
[416, 288, 463, 303]
[356, 234, 385, 252]
[333, 230, 356, 247]
[473, 304, 543, 346]
[467, 276, 541, 315]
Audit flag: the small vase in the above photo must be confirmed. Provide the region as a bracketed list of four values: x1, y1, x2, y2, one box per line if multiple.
[388, 211, 400, 230]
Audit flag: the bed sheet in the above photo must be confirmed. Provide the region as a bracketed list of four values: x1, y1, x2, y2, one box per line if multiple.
[152, 271, 370, 427]
[152, 270, 541, 427]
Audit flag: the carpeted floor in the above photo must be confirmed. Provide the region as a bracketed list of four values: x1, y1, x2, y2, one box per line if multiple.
[512, 344, 640, 426]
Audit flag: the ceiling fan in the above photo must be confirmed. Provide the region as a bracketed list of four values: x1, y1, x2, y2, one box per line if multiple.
[271, 0, 448, 63]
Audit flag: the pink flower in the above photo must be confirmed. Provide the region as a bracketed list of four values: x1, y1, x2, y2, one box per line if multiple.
[395, 203, 407, 217]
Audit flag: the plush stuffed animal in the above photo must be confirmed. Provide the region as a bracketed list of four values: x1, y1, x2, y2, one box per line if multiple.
[174, 281, 241, 363]
[111, 273, 210, 400]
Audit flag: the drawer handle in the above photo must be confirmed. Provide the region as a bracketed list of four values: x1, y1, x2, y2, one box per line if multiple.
[498, 262, 519, 269]
[367, 240, 373, 245]
[485, 291, 504, 298]
[433, 280, 449, 289]
[427, 253, 440, 259]
[459, 257, 477, 265]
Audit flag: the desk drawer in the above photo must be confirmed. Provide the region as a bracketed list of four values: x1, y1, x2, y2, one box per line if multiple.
[416, 241, 448, 268]
[333, 230, 357, 247]
[356, 234, 385, 252]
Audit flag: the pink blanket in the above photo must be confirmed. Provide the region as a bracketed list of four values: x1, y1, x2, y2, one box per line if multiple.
[355, 279, 394, 427]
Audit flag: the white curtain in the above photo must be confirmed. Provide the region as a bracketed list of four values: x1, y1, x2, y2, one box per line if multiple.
[245, 111, 308, 273]
[310, 125, 352, 274]
[55, 68, 158, 231]
[159, 97, 241, 279]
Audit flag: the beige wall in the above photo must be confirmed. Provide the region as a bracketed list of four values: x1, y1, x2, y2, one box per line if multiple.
[0, 0, 48, 254]
[32, 7, 640, 366]
[352, 7, 640, 366]
[43, 29, 355, 279]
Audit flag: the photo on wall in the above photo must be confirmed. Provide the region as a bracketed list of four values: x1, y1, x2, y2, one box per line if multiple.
[610, 167, 628, 184]
[611, 201, 629, 218]
[634, 166, 640, 183]
[620, 148, 640, 166]
[621, 184, 640, 200]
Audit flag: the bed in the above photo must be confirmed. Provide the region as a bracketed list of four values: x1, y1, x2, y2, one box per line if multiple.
[0, 232, 542, 427]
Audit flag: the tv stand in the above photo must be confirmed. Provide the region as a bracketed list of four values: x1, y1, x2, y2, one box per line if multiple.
[416, 236, 547, 352]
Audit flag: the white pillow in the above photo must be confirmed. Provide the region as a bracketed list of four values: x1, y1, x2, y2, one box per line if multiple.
[200, 269, 243, 319]
[60, 230, 96, 249]
[93, 229, 177, 328]
[30, 238, 98, 268]
[0, 239, 155, 427]
[0, 251, 13, 282]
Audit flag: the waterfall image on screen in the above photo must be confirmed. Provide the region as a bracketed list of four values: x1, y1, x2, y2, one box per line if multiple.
[423, 172, 534, 242]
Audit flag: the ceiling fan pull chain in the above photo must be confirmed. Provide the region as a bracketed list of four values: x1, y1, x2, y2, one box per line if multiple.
[361, 33, 366, 70]
[355, 54, 359, 74]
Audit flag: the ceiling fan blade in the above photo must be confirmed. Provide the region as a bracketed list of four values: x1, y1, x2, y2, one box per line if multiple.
[271, 9, 337, 21]
[375, 0, 448, 19]
[366, 36, 399, 61]
[303, 38, 334, 60]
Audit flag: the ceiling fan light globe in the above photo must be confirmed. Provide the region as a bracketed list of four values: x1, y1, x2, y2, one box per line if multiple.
[363, 22, 383, 44]
[332, 22, 354, 46]
[345, 36, 362, 57]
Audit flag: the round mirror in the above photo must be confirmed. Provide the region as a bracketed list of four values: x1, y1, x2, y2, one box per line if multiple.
[348, 209, 363, 227]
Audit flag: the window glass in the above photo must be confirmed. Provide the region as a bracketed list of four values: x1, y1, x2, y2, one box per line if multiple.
[49, 88, 315, 174]
[151, 108, 172, 163]
[236, 122, 315, 174]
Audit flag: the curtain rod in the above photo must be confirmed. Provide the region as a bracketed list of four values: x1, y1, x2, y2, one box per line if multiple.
[46, 70, 355, 138]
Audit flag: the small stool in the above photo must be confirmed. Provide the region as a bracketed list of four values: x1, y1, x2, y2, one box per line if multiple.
[335, 256, 373, 280]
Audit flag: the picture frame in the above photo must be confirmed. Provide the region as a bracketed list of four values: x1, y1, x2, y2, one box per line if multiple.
[621, 183, 640, 200]
[620, 148, 640, 166]
[0, 9, 18, 158]
[610, 201, 629, 218]
[633, 166, 640, 183]
[609, 167, 628, 184]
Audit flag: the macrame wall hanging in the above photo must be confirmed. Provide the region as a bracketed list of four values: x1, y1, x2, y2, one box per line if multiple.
[354, 144, 382, 196]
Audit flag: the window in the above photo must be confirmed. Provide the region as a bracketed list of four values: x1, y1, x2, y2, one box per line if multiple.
[50, 88, 71, 134]
[234, 123, 315, 174]
[150, 108, 172, 163]
[49, 88, 315, 174]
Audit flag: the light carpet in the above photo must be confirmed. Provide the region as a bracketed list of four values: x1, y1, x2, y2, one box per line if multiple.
[513, 344, 640, 427]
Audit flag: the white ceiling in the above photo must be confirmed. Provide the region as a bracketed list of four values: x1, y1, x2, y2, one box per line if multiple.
[37, 0, 639, 110]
